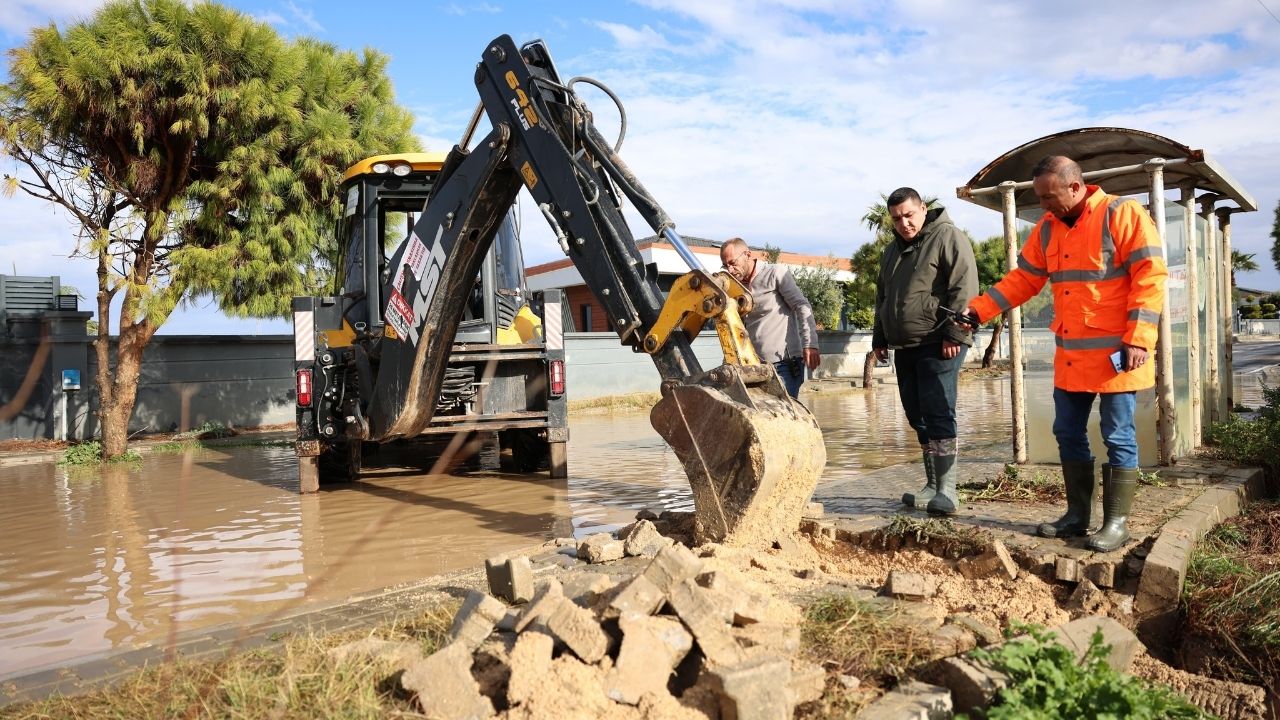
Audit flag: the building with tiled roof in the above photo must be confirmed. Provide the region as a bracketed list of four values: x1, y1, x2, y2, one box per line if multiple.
[525, 236, 853, 331]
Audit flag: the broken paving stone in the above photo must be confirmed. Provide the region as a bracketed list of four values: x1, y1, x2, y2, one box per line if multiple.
[957, 540, 1018, 580]
[622, 519, 673, 557]
[485, 554, 534, 604]
[561, 572, 617, 608]
[1083, 560, 1117, 588]
[449, 590, 507, 652]
[937, 657, 1009, 716]
[514, 578, 564, 634]
[925, 623, 977, 659]
[668, 579, 743, 667]
[883, 570, 939, 599]
[857, 679, 952, 719]
[698, 570, 769, 626]
[545, 595, 611, 663]
[506, 631, 554, 707]
[1067, 578, 1110, 616]
[401, 642, 494, 720]
[606, 613, 694, 705]
[732, 622, 800, 656]
[609, 574, 667, 617]
[1055, 556, 1081, 583]
[643, 543, 704, 594]
[789, 661, 825, 705]
[951, 615, 1003, 647]
[577, 532, 625, 564]
[709, 654, 794, 720]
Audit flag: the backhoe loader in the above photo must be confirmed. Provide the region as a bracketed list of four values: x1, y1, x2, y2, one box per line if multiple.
[292, 35, 825, 547]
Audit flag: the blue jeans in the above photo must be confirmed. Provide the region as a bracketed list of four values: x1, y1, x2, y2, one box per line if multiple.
[774, 358, 805, 399]
[893, 343, 966, 445]
[1052, 388, 1138, 468]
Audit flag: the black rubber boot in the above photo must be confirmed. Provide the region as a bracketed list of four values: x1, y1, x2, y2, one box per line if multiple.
[1087, 467, 1138, 552]
[902, 448, 936, 509]
[925, 453, 958, 516]
[1037, 460, 1097, 538]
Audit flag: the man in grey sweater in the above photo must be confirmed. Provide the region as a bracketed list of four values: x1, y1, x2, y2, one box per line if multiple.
[719, 238, 820, 399]
[871, 187, 978, 516]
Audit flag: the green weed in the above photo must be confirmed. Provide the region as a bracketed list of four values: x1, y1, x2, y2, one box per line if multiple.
[963, 623, 1211, 719]
[959, 463, 1064, 503]
[1206, 384, 1279, 489]
[57, 441, 142, 466]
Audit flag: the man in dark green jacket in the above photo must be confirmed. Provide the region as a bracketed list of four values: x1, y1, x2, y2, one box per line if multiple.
[871, 187, 979, 516]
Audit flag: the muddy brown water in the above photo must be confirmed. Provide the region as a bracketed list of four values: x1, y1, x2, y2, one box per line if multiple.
[0, 371, 1241, 677]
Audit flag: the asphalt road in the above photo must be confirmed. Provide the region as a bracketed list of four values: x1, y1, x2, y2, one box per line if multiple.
[1234, 337, 1280, 373]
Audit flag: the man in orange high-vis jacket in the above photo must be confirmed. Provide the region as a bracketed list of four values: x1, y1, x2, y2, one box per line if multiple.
[964, 156, 1166, 553]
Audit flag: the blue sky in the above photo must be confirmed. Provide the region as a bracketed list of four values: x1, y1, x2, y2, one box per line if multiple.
[2, 0, 1279, 334]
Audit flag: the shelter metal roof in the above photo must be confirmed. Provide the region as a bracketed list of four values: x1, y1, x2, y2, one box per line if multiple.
[957, 127, 1256, 214]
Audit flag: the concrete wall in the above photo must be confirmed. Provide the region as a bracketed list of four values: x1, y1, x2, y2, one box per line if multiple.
[6, 323, 902, 439]
[1239, 318, 1280, 336]
[0, 317, 295, 441]
[81, 335, 296, 438]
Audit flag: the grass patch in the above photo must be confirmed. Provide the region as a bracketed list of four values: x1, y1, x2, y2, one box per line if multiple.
[1205, 384, 1280, 491]
[962, 623, 1211, 719]
[56, 440, 142, 466]
[151, 438, 294, 454]
[1181, 500, 1280, 692]
[568, 391, 661, 414]
[798, 593, 935, 717]
[172, 421, 237, 440]
[1, 603, 457, 719]
[959, 463, 1064, 504]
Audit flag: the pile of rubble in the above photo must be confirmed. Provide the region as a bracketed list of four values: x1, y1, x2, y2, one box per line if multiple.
[325, 506, 1268, 719]
[393, 517, 825, 719]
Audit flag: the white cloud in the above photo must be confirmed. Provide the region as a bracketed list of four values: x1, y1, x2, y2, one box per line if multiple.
[2, 0, 1278, 342]
[443, 2, 502, 16]
[283, 1, 323, 33]
[511, 0, 1280, 292]
[594, 21, 667, 50]
[0, 0, 105, 38]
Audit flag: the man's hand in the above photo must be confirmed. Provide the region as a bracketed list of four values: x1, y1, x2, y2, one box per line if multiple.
[803, 347, 821, 370]
[1123, 343, 1148, 372]
[942, 339, 962, 360]
[873, 347, 889, 363]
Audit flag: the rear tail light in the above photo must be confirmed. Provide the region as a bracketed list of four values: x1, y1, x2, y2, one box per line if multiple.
[296, 369, 313, 407]
[549, 359, 565, 397]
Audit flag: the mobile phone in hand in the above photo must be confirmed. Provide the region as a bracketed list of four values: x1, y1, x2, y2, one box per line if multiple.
[1109, 349, 1125, 374]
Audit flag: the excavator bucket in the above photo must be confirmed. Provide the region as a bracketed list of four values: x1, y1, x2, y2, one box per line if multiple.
[649, 364, 826, 548]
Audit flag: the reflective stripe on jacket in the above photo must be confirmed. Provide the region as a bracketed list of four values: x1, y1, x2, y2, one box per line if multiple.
[970, 186, 1167, 393]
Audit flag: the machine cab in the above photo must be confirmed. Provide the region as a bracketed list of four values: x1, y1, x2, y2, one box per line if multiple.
[331, 153, 531, 345]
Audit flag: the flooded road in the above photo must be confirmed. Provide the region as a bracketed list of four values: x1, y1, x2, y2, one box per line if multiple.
[0, 368, 1260, 676]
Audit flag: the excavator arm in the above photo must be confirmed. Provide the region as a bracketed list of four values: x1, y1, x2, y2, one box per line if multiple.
[368, 35, 825, 546]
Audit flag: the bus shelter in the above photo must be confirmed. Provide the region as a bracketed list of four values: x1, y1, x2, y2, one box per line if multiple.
[957, 128, 1256, 466]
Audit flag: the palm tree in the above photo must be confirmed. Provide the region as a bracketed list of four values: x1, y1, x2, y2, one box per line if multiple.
[1231, 250, 1259, 289]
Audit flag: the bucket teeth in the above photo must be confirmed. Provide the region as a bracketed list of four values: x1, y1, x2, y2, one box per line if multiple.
[650, 372, 825, 548]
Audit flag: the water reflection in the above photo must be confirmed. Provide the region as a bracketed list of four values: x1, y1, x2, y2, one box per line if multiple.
[0, 375, 1076, 677]
[0, 446, 570, 677]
